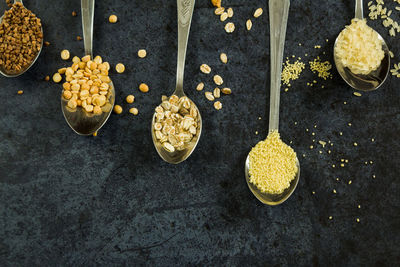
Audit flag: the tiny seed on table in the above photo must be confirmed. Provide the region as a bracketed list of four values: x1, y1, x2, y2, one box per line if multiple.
[116, 63, 125, 73]
[196, 82, 204, 91]
[109, 14, 118, 23]
[246, 19, 252, 31]
[138, 49, 147, 58]
[254, 8, 263, 18]
[220, 53, 228, 64]
[114, 105, 123, 114]
[225, 22, 235, 33]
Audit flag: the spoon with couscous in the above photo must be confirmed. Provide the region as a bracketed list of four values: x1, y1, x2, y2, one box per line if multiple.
[245, 0, 300, 205]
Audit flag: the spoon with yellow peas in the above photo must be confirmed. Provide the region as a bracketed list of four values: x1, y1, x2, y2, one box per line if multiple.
[60, 0, 115, 135]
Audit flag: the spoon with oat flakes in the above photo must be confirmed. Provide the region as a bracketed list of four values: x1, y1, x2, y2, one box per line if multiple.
[151, 0, 202, 164]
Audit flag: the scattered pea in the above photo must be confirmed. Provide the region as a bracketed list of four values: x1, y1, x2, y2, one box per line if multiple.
[109, 14, 118, 23]
[129, 107, 139, 115]
[126, 95, 135, 104]
[53, 73, 62, 83]
[114, 105, 123, 114]
[115, 63, 125, 73]
[61, 50, 70, 60]
[139, 83, 149, 93]
[138, 49, 147, 58]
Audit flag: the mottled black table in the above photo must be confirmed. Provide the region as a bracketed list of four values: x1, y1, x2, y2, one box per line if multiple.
[0, 0, 399, 266]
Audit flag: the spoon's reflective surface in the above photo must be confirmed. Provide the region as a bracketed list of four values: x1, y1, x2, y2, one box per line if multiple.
[334, 0, 390, 91]
[151, 0, 202, 164]
[245, 0, 299, 205]
[61, 0, 115, 136]
[0, 0, 43, 77]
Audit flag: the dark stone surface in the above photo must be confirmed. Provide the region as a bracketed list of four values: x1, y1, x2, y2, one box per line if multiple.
[0, 0, 399, 266]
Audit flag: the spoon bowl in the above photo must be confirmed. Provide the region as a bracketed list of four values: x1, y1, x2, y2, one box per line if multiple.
[151, 94, 202, 164]
[61, 0, 115, 135]
[334, 30, 390, 91]
[0, 0, 43, 77]
[61, 81, 115, 136]
[334, 0, 390, 91]
[245, 155, 300, 205]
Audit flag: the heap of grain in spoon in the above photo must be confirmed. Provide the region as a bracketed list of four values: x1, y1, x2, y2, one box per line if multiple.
[249, 131, 298, 194]
[0, 2, 42, 74]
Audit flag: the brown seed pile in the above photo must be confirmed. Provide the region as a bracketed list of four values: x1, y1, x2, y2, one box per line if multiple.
[0, 3, 43, 74]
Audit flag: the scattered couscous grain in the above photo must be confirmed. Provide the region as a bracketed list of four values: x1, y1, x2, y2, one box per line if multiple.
[17, 90, 23, 95]
[129, 107, 139, 115]
[281, 59, 305, 86]
[61, 50, 70, 60]
[309, 57, 333, 80]
[249, 130, 298, 194]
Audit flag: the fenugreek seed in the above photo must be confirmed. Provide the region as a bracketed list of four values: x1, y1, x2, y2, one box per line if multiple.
[114, 105, 123, 114]
[213, 87, 221, 98]
[44, 41, 50, 47]
[44, 76, 50, 81]
[139, 83, 149, 93]
[200, 64, 211, 74]
[72, 11, 77, 17]
[220, 12, 228, 22]
[221, 87, 232, 94]
[196, 82, 204, 91]
[77, 36, 82, 41]
[214, 101, 222, 110]
[17, 90, 23, 95]
[126, 95, 135, 104]
[227, 8, 233, 18]
[93, 131, 97, 137]
[115, 63, 125, 73]
[53, 73, 62, 83]
[205, 92, 215, 101]
[213, 75, 223, 85]
[61, 50, 70, 60]
[129, 107, 139, 115]
[254, 8, 263, 18]
[211, 0, 221, 7]
[109, 14, 118, 23]
[220, 53, 228, 64]
[214, 7, 225, 15]
[138, 49, 147, 58]
[225, 22, 235, 33]
[246, 19, 252, 31]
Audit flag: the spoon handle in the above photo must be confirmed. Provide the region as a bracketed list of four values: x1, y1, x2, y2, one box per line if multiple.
[355, 0, 364, 20]
[81, 0, 95, 58]
[175, 0, 195, 96]
[268, 0, 290, 132]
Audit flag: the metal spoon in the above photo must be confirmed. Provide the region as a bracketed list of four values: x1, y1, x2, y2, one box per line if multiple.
[245, 0, 300, 206]
[151, 0, 202, 164]
[334, 0, 390, 91]
[61, 0, 115, 136]
[0, 0, 43, 77]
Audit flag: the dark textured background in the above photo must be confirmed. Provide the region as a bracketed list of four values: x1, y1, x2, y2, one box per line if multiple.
[0, 0, 399, 266]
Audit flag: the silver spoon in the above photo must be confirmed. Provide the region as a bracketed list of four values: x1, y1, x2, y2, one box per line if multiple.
[334, 0, 390, 91]
[61, 0, 115, 136]
[0, 0, 43, 77]
[151, 0, 202, 164]
[245, 0, 300, 206]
